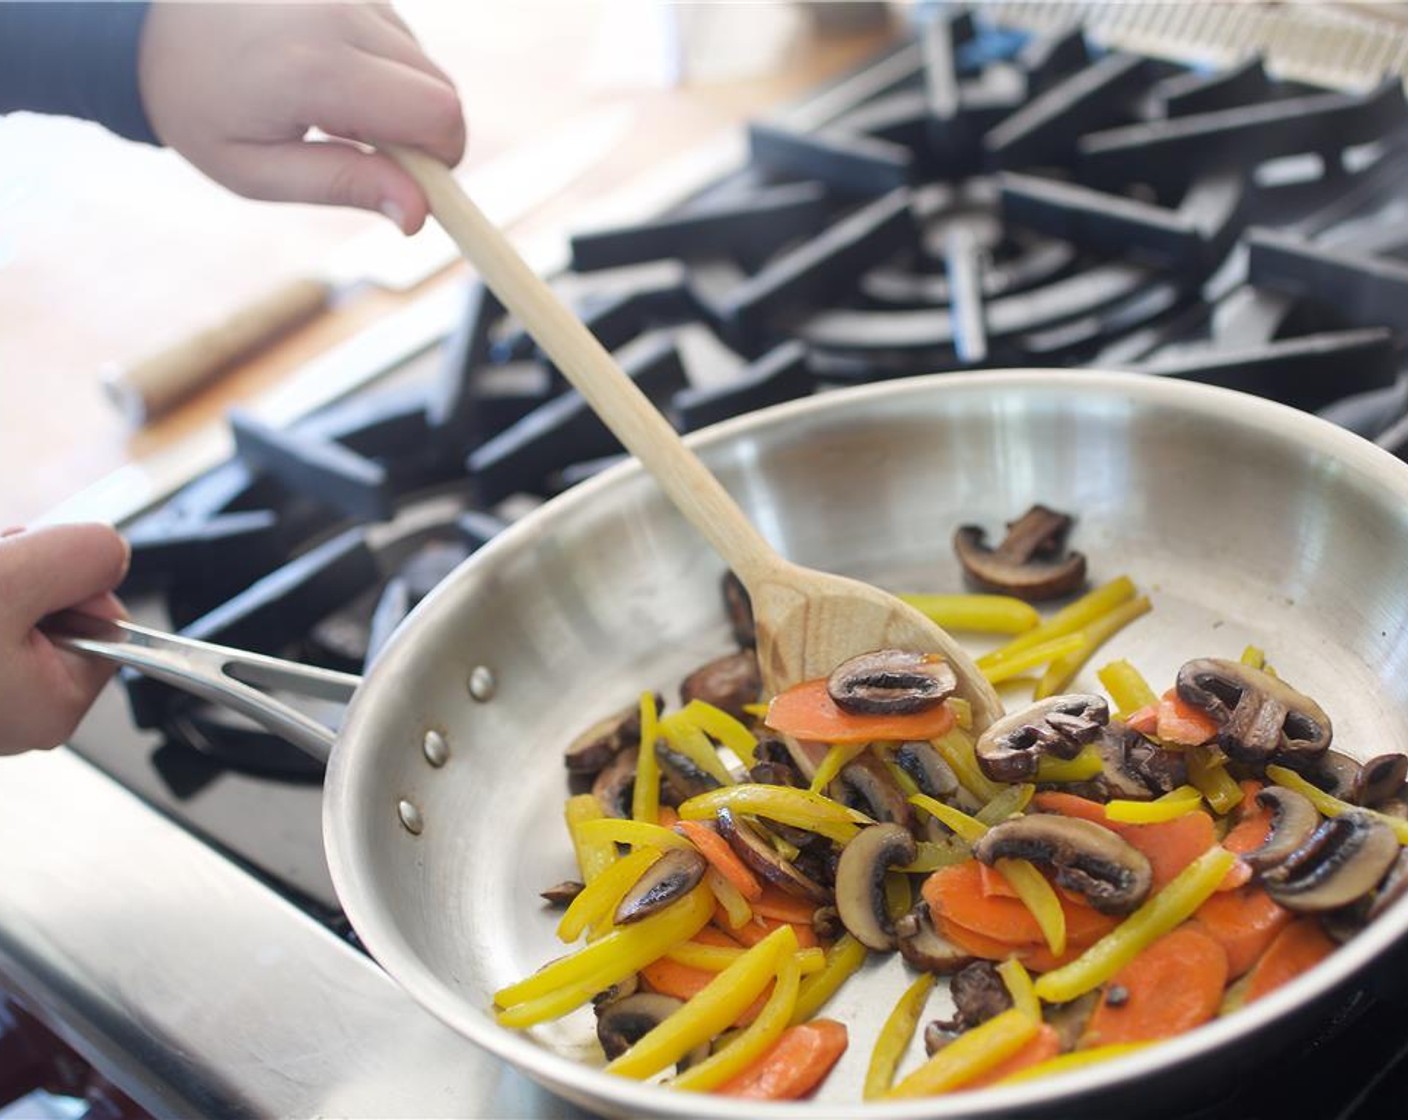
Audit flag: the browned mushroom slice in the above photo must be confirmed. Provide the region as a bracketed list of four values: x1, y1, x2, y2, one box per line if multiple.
[655, 742, 721, 802]
[1094, 723, 1187, 800]
[596, 993, 683, 1058]
[1174, 659, 1331, 764]
[826, 650, 957, 715]
[893, 740, 960, 800]
[949, 960, 1013, 1027]
[975, 694, 1110, 783]
[680, 650, 761, 721]
[1263, 810, 1399, 912]
[1368, 849, 1408, 922]
[953, 504, 1087, 601]
[715, 806, 830, 903]
[592, 972, 640, 1008]
[1243, 787, 1320, 871]
[614, 848, 708, 924]
[924, 1021, 963, 1056]
[894, 902, 974, 973]
[592, 746, 638, 818]
[831, 752, 913, 828]
[833, 823, 917, 950]
[539, 880, 584, 908]
[1044, 990, 1101, 1052]
[721, 570, 756, 650]
[1354, 753, 1408, 808]
[565, 695, 659, 775]
[974, 814, 1152, 915]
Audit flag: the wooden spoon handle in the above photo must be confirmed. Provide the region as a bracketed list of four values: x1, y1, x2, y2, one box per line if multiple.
[389, 145, 782, 587]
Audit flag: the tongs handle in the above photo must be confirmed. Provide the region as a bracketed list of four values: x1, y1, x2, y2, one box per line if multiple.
[47, 612, 360, 765]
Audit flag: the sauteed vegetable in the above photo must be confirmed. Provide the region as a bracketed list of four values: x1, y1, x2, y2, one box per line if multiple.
[495, 512, 1408, 1102]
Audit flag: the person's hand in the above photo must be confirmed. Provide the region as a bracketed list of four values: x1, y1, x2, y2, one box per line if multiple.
[0, 524, 131, 755]
[137, 3, 465, 234]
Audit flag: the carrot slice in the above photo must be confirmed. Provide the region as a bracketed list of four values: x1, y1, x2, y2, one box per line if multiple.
[751, 885, 822, 926]
[932, 915, 1086, 974]
[1244, 919, 1336, 1004]
[1080, 927, 1228, 1048]
[640, 957, 772, 1026]
[1125, 703, 1159, 737]
[961, 1024, 1062, 1089]
[717, 1019, 849, 1099]
[728, 911, 819, 950]
[764, 678, 956, 745]
[694, 924, 748, 949]
[1032, 791, 1108, 823]
[1156, 689, 1220, 746]
[1189, 885, 1294, 979]
[676, 819, 764, 902]
[922, 862, 1116, 947]
[978, 862, 1019, 899]
[657, 805, 680, 829]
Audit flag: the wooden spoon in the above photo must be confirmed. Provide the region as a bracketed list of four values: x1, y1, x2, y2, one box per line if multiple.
[388, 147, 1004, 731]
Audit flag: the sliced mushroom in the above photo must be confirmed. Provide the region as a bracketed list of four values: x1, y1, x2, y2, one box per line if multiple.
[924, 1021, 963, 1056]
[1368, 849, 1408, 922]
[1044, 990, 1101, 1052]
[833, 823, 918, 950]
[614, 848, 708, 924]
[950, 961, 1013, 1027]
[655, 742, 721, 802]
[1174, 659, 1331, 763]
[1262, 810, 1399, 912]
[1354, 753, 1408, 808]
[953, 504, 1087, 601]
[680, 650, 761, 721]
[721, 570, 756, 650]
[1094, 723, 1186, 800]
[596, 993, 683, 1059]
[812, 905, 843, 942]
[716, 806, 830, 903]
[565, 696, 658, 775]
[974, 814, 1152, 915]
[539, 880, 584, 908]
[749, 738, 806, 788]
[592, 746, 638, 818]
[592, 972, 640, 1008]
[826, 650, 957, 715]
[895, 741, 959, 802]
[1298, 750, 1361, 802]
[831, 753, 913, 828]
[1321, 899, 1373, 944]
[894, 902, 974, 973]
[975, 695, 1110, 783]
[1243, 787, 1321, 871]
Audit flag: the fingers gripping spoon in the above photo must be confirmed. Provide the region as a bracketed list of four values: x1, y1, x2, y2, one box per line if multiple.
[388, 146, 1004, 730]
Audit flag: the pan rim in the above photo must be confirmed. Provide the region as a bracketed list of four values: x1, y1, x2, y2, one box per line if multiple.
[326, 368, 1408, 1117]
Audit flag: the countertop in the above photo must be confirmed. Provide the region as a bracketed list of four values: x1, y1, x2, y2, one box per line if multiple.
[0, 1, 898, 525]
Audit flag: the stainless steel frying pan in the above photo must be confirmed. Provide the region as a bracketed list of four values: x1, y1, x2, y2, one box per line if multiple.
[60, 370, 1408, 1118]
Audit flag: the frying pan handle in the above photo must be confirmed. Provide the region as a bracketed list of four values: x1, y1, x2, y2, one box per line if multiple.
[46, 612, 359, 765]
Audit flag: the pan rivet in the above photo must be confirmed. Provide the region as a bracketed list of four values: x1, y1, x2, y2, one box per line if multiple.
[468, 666, 496, 702]
[423, 730, 450, 767]
[397, 799, 424, 835]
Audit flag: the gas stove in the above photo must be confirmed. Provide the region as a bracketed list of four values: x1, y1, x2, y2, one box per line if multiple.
[7, 9, 1408, 1118]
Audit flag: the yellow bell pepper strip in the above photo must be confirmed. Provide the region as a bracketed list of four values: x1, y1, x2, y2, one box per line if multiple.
[1267, 764, 1408, 844]
[981, 633, 1086, 686]
[808, 742, 869, 794]
[885, 759, 922, 798]
[606, 923, 798, 1080]
[1186, 746, 1243, 816]
[658, 712, 735, 785]
[947, 696, 973, 731]
[886, 1008, 1041, 1098]
[495, 884, 714, 1025]
[932, 728, 1005, 803]
[631, 691, 661, 830]
[900, 592, 1041, 635]
[564, 793, 615, 884]
[576, 818, 695, 853]
[980, 576, 1137, 666]
[678, 784, 871, 845]
[1097, 658, 1159, 719]
[669, 949, 802, 1092]
[665, 941, 824, 974]
[1035, 596, 1152, 700]
[976, 782, 1035, 826]
[705, 866, 754, 929]
[997, 1042, 1150, 1085]
[1240, 645, 1266, 670]
[742, 702, 769, 720]
[556, 846, 662, 943]
[884, 871, 913, 921]
[791, 934, 867, 1025]
[899, 836, 972, 873]
[679, 699, 759, 768]
[995, 857, 1067, 957]
[1033, 845, 1236, 1004]
[1034, 745, 1104, 784]
[910, 793, 987, 843]
[864, 972, 936, 1100]
[996, 958, 1040, 1021]
[1105, 784, 1204, 824]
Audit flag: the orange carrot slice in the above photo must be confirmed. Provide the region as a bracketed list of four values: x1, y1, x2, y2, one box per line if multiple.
[717, 1019, 849, 1099]
[676, 819, 764, 901]
[932, 915, 1087, 974]
[764, 678, 956, 745]
[962, 1024, 1062, 1089]
[1080, 927, 1228, 1047]
[1125, 703, 1159, 737]
[640, 957, 772, 1026]
[1189, 885, 1294, 979]
[728, 911, 819, 950]
[750, 885, 822, 926]
[1244, 919, 1336, 1004]
[978, 862, 1019, 899]
[922, 861, 1117, 947]
[1156, 689, 1220, 746]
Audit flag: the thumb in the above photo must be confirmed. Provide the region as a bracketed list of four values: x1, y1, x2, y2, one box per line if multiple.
[0, 524, 131, 632]
[225, 139, 429, 233]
